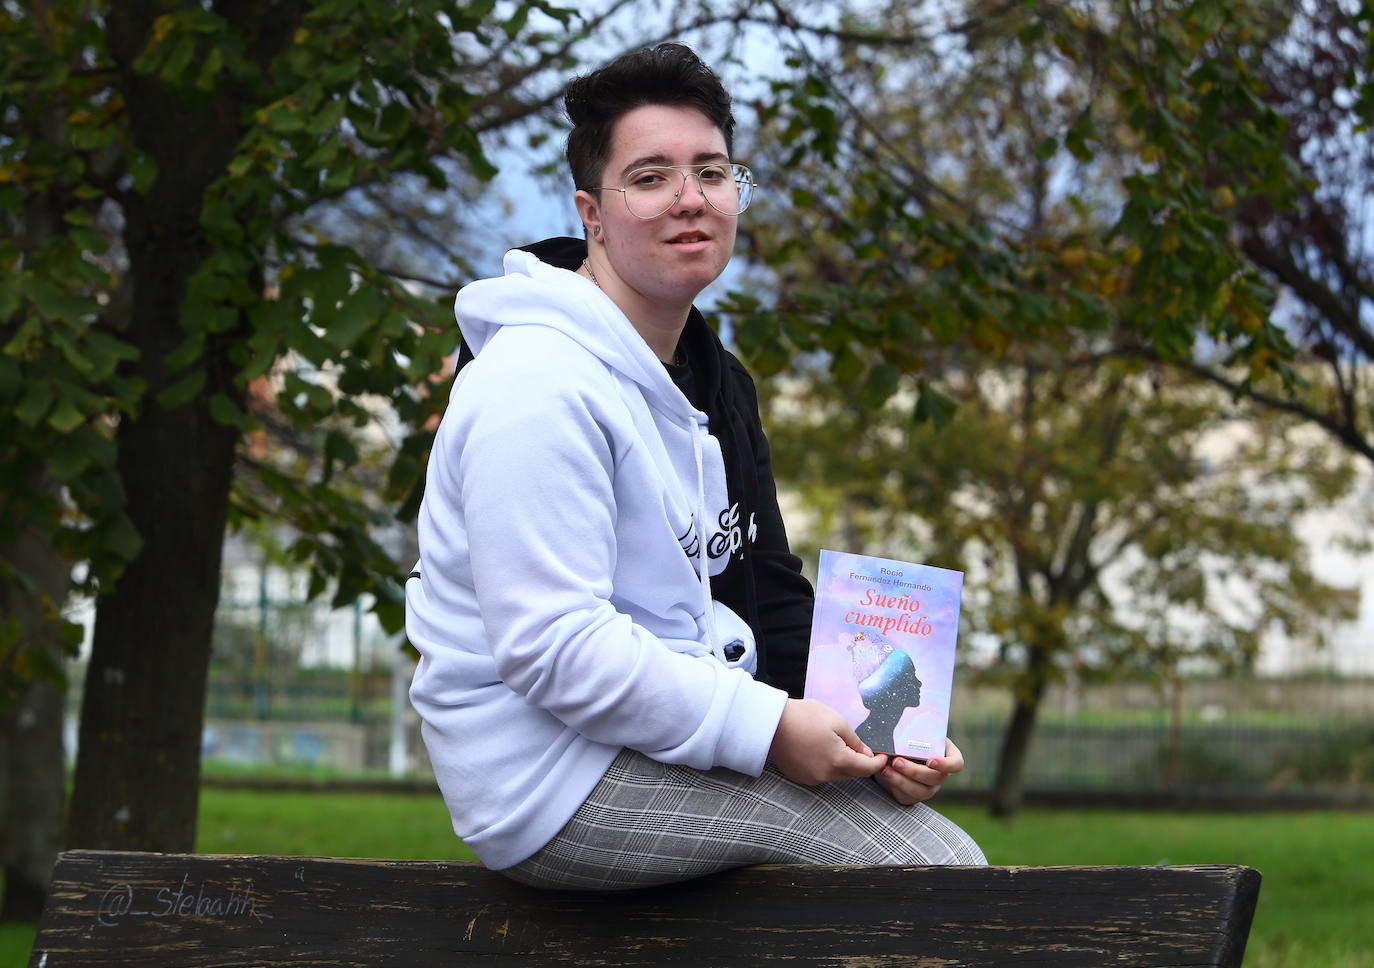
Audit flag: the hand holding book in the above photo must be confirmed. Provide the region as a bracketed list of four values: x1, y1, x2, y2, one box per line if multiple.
[874, 738, 965, 806]
[767, 698, 887, 786]
[804, 550, 964, 760]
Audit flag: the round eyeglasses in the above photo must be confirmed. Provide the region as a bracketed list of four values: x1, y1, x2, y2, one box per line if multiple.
[595, 163, 756, 219]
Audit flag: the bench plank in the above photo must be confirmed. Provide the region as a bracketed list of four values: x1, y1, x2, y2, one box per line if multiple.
[30, 850, 1259, 967]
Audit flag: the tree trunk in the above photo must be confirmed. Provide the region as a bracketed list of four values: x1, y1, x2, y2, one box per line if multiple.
[0, 676, 66, 920]
[66, 382, 239, 850]
[0, 492, 71, 920]
[65, 5, 250, 852]
[989, 643, 1054, 818]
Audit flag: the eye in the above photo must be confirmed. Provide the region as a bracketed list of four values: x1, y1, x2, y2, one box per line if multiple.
[628, 168, 671, 189]
[697, 165, 729, 183]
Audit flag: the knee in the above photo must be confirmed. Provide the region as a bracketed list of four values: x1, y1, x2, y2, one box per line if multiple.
[898, 806, 986, 866]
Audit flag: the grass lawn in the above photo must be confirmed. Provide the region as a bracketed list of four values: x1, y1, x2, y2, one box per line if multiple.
[6, 792, 1371, 967]
[952, 807, 1374, 968]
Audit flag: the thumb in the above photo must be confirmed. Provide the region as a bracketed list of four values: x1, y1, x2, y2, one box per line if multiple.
[833, 719, 873, 757]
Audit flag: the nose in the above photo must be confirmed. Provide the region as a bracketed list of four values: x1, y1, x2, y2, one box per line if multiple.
[674, 171, 708, 212]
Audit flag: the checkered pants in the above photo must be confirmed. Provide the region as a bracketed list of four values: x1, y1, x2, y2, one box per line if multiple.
[500, 748, 987, 891]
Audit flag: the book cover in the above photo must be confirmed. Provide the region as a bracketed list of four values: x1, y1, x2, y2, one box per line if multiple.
[803, 549, 963, 759]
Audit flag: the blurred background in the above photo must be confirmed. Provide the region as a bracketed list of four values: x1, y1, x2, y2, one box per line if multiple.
[2, 1, 1371, 966]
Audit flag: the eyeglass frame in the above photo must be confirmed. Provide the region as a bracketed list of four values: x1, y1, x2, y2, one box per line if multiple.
[591, 163, 757, 220]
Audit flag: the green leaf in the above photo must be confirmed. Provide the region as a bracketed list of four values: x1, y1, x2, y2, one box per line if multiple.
[306, 97, 348, 137]
[16, 381, 55, 426]
[47, 396, 85, 433]
[48, 435, 93, 482]
[104, 514, 144, 562]
[159, 35, 198, 84]
[0, 355, 19, 395]
[831, 347, 863, 384]
[327, 287, 386, 350]
[862, 363, 901, 407]
[194, 46, 224, 91]
[373, 597, 405, 635]
[257, 97, 308, 134]
[26, 277, 95, 322]
[0, 274, 19, 321]
[503, 2, 531, 37]
[129, 150, 158, 194]
[208, 392, 247, 428]
[157, 369, 206, 408]
[283, 372, 334, 413]
[913, 379, 957, 428]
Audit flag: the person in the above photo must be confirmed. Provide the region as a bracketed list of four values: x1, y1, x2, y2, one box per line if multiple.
[405, 42, 985, 891]
[850, 636, 924, 754]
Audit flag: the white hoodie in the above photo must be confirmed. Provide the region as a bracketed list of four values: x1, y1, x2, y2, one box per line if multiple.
[406, 249, 790, 870]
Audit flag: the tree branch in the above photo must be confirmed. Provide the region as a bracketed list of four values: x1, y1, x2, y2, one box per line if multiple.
[1241, 234, 1374, 361]
[1126, 346, 1374, 466]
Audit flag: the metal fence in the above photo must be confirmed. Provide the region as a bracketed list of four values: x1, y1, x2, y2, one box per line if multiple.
[190, 587, 1374, 793]
[949, 679, 1374, 798]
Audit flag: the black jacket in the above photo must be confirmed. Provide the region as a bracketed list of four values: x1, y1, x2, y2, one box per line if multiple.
[452, 237, 815, 697]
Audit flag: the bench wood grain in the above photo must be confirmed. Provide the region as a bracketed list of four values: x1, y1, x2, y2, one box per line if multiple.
[29, 850, 1260, 967]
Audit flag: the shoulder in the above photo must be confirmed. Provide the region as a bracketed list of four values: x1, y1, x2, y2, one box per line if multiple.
[460, 326, 616, 403]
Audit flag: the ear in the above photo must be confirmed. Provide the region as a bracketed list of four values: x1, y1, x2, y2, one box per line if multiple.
[574, 189, 603, 244]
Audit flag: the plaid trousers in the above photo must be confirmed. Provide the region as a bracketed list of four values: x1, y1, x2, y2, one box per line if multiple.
[500, 748, 987, 891]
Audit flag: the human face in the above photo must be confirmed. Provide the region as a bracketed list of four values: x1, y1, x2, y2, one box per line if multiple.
[576, 104, 738, 311]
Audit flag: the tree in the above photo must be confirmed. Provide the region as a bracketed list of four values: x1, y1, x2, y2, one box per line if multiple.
[716, 0, 1365, 813]
[0, 487, 71, 919]
[0, 0, 602, 860]
[0, 0, 806, 902]
[737, 1, 1374, 465]
[761, 354, 1358, 815]
[726, 0, 1296, 402]
[1147, 1, 1374, 469]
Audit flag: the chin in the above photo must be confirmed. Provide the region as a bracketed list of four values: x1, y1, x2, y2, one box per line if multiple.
[660, 263, 727, 301]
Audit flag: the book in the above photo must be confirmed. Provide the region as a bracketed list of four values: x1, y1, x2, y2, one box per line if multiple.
[803, 549, 963, 759]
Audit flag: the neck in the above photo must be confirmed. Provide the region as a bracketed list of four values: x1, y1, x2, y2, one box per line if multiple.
[582, 256, 690, 363]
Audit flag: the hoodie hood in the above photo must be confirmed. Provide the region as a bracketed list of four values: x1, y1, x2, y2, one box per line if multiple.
[456, 247, 689, 420]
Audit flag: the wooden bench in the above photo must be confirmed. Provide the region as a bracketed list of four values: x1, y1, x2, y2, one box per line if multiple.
[29, 850, 1260, 967]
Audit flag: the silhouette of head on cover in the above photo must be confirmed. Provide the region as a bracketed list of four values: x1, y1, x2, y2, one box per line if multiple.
[848, 632, 922, 753]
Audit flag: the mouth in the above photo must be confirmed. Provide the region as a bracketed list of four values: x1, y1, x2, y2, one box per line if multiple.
[665, 231, 711, 245]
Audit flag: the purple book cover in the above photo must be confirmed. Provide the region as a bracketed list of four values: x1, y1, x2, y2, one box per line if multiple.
[803, 549, 963, 759]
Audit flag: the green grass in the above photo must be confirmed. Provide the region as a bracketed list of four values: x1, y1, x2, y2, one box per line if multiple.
[8, 795, 1372, 967]
[195, 787, 474, 860]
[948, 806, 1374, 968]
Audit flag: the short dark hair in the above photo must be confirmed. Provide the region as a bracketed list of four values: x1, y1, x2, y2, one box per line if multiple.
[564, 43, 735, 192]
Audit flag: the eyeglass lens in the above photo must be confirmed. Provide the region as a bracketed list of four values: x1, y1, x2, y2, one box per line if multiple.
[623, 164, 754, 219]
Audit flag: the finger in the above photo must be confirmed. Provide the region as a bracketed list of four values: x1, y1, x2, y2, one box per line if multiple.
[833, 719, 874, 757]
[941, 738, 965, 773]
[836, 745, 886, 778]
[873, 769, 913, 805]
[888, 756, 946, 788]
[927, 739, 965, 776]
[876, 765, 938, 805]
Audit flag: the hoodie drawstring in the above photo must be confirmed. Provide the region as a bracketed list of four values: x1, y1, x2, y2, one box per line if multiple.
[691, 418, 724, 661]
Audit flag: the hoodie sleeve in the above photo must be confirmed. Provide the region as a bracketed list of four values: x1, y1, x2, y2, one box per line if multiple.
[449, 336, 786, 776]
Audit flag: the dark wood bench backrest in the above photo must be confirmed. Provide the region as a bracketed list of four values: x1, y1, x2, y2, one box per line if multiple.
[29, 850, 1260, 967]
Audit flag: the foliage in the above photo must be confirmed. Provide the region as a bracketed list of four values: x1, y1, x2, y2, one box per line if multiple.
[759, 348, 1358, 813]
[766, 357, 1357, 674]
[0, 0, 594, 703]
[727, 0, 1297, 401]
[727, 1, 1374, 470]
[0, 0, 611, 854]
[1178, 0, 1374, 466]
[722, 0, 1367, 812]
